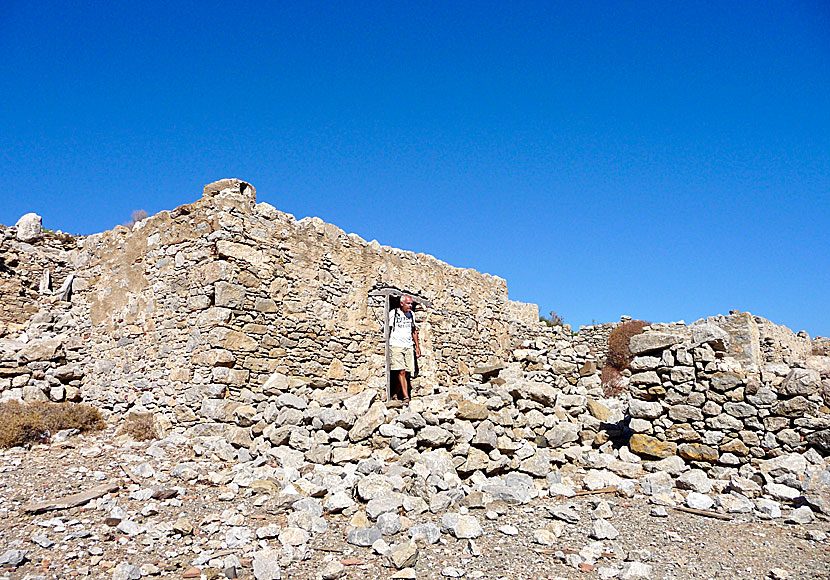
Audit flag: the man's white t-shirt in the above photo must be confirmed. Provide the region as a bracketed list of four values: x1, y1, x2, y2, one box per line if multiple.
[388, 308, 415, 348]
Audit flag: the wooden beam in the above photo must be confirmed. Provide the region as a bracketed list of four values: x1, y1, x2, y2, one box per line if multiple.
[23, 482, 119, 514]
[384, 293, 391, 402]
[369, 287, 434, 308]
[671, 506, 732, 520]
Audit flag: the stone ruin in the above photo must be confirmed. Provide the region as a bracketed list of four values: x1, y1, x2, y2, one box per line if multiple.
[1, 178, 829, 511]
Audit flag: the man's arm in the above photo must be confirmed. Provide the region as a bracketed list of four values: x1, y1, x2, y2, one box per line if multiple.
[412, 327, 421, 357]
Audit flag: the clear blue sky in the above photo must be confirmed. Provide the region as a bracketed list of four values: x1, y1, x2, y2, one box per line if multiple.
[2, 2, 828, 337]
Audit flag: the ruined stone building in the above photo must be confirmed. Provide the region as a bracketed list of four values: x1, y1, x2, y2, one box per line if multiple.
[1, 179, 828, 471]
[1, 179, 539, 413]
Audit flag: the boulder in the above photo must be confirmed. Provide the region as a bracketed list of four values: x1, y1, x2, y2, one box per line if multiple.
[349, 402, 385, 442]
[15, 213, 43, 242]
[508, 381, 558, 406]
[691, 323, 730, 350]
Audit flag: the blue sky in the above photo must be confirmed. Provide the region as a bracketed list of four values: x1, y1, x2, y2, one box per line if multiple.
[2, 2, 828, 337]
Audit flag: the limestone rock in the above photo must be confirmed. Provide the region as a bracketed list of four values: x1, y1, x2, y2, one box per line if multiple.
[691, 323, 730, 350]
[441, 513, 483, 539]
[508, 381, 558, 406]
[321, 560, 345, 580]
[0, 549, 28, 568]
[591, 518, 619, 540]
[418, 425, 454, 447]
[472, 420, 498, 450]
[620, 561, 653, 579]
[112, 563, 142, 580]
[15, 213, 43, 242]
[587, 399, 612, 421]
[545, 422, 580, 448]
[686, 492, 715, 510]
[408, 523, 441, 544]
[457, 400, 489, 420]
[629, 332, 684, 355]
[344, 389, 377, 415]
[347, 526, 382, 547]
[676, 470, 713, 494]
[785, 506, 815, 524]
[630, 434, 676, 459]
[629, 400, 663, 419]
[388, 540, 418, 569]
[349, 401, 386, 442]
[677, 443, 719, 463]
[252, 548, 281, 580]
[781, 368, 820, 396]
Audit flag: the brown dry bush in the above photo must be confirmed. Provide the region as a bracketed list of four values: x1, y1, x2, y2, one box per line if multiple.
[606, 319, 650, 371]
[120, 413, 156, 441]
[812, 341, 829, 356]
[601, 365, 625, 397]
[124, 209, 148, 229]
[0, 400, 105, 448]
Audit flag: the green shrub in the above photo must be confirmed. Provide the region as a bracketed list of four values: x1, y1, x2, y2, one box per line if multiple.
[0, 400, 105, 448]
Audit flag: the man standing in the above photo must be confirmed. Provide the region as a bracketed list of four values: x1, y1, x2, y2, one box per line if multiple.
[389, 294, 421, 403]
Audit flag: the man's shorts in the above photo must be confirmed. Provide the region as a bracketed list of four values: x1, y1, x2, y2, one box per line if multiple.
[390, 346, 415, 373]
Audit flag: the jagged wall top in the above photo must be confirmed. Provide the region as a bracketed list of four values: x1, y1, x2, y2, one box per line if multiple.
[203, 178, 256, 203]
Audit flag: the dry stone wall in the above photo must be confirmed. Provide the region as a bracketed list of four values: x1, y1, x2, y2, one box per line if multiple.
[0, 179, 538, 424]
[0, 226, 78, 337]
[1, 179, 828, 478]
[605, 315, 829, 467]
[4, 183, 830, 574]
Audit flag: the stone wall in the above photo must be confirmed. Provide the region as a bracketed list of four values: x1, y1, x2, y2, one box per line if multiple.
[1, 179, 828, 473]
[505, 313, 830, 468]
[618, 316, 830, 467]
[0, 179, 539, 425]
[0, 227, 78, 338]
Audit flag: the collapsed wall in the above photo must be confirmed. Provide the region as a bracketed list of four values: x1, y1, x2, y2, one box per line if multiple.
[1, 178, 828, 481]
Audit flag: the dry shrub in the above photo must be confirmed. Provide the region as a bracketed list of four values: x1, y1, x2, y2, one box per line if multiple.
[0, 400, 105, 448]
[124, 209, 148, 229]
[606, 319, 650, 371]
[540, 311, 565, 327]
[601, 365, 625, 397]
[120, 413, 156, 441]
[812, 341, 830, 356]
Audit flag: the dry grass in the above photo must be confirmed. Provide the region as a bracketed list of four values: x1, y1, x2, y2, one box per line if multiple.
[0, 400, 105, 448]
[606, 319, 650, 371]
[120, 413, 156, 441]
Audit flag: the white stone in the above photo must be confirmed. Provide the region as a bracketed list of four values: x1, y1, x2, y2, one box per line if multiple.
[15, 213, 43, 242]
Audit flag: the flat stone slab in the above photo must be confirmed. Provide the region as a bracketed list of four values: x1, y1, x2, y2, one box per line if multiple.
[472, 364, 505, 377]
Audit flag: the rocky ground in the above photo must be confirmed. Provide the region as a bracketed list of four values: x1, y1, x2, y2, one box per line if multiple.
[1, 426, 828, 580]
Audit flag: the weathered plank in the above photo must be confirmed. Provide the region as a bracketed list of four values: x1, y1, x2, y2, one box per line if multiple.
[22, 482, 119, 514]
[671, 506, 732, 520]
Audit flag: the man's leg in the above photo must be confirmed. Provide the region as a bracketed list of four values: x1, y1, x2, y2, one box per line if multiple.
[398, 370, 409, 400]
[390, 347, 404, 400]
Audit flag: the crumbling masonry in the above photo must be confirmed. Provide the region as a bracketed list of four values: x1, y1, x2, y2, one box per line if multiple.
[1, 179, 828, 476]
